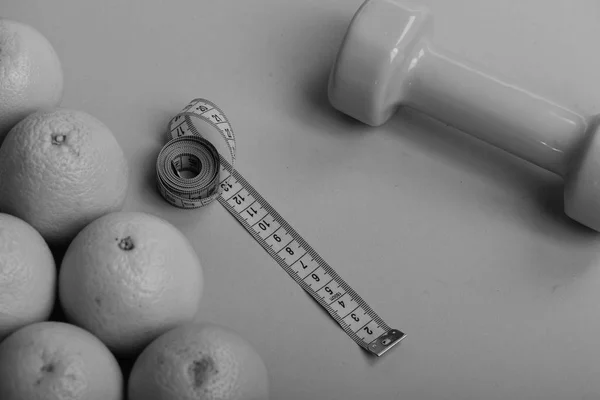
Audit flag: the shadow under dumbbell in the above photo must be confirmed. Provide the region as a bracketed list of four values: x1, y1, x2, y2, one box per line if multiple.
[284, 4, 373, 138]
[390, 108, 598, 237]
[299, 61, 372, 137]
[532, 180, 594, 233]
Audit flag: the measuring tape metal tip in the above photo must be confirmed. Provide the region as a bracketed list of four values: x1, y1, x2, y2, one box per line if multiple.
[368, 329, 406, 357]
[156, 98, 406, 356]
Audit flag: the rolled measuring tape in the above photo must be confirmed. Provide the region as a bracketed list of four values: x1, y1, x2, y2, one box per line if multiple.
[156, 98, 405, 357]
[157, 99, 235, 208]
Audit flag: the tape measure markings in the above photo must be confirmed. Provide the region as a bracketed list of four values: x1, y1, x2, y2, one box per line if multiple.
[216, 158, 405, 355]
[158, 99, 406, 356]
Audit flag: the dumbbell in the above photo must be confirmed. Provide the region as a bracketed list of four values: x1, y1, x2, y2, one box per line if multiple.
[328, 0, 600, 231]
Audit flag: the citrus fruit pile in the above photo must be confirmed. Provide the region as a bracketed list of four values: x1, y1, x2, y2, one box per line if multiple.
[0, 17, 269, 400]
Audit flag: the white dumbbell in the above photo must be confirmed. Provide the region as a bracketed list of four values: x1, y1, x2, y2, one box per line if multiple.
[328, 0, 600, 231]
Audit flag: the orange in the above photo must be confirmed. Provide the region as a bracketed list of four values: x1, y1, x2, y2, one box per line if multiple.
[128, 322, 269, 400]
[0, 108, 129, 248]
[0, 213, 55, 342]
[0, 18, 63, 145]
[0, 321, 123, 400]
[58, 211, 204, 357]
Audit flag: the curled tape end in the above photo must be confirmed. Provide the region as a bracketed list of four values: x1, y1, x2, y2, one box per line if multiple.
[157, 99, 237, 209]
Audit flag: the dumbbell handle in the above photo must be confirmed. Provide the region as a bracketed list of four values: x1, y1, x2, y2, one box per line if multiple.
[397, 40, 587, 176]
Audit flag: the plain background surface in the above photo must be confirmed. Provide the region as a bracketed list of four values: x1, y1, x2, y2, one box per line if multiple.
[5, 0, 600, 399]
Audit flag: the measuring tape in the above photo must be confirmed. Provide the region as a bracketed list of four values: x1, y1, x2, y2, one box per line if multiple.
[156, 98, 406, 356]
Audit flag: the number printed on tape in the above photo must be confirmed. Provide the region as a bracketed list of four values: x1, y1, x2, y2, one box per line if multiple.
[157, 99, 406, 356]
